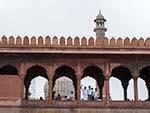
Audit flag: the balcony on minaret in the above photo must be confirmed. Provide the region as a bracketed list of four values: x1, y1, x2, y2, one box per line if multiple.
[94, 10, 107, 38]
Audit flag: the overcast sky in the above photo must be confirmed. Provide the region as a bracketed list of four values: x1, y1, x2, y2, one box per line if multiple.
[0, 0, 150, 38]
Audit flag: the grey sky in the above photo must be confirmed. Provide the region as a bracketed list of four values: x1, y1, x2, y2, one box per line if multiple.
[0, 0, 150, 38]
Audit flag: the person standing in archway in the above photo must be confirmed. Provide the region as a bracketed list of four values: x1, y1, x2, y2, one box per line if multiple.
[87, 85, 92, 101]
[94, 88, 99, 101]
[81, 85, 88, 101]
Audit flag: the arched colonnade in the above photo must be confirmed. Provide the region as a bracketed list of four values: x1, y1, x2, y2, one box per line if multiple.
[0, 62, 149, 101]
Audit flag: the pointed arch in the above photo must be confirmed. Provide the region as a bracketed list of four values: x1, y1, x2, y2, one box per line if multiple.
[0, 65, 18, 75]
[24, 65, 48, 100]
[52, 65, 77, 100]
[111, 65, 132, 100]
[81, 65, 104, 99]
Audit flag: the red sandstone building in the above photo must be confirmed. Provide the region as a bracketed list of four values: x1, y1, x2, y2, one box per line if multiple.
[0, 11, 150, 113]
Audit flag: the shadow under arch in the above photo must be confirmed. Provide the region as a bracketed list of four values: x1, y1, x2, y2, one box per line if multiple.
[81, 65, 104, 99]
[139, 66, 150, 100]
[0, 64, 18, 75]
[24, 64, 48, 100]
[111, 65, 132, 100]
[52, 65, 77, 100]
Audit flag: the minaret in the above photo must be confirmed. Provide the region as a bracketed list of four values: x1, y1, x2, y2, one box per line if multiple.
[94, 10, 107, 38]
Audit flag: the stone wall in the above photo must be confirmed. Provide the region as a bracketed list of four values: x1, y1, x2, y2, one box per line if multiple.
[0, 75, 21, 100]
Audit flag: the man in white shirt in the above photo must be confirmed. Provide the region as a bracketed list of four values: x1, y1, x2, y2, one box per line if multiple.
[67, 91, 74, 101]
[87, 85, 92, 101]
[81, 85, 88, 101]
[94, 88, 99, 101]
[91, 88, 94, 100]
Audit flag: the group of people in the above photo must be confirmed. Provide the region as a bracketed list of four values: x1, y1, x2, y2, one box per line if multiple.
[53, 85, 100, 101]
[54, 91, 74, 101]
[81, 85, 99, 101]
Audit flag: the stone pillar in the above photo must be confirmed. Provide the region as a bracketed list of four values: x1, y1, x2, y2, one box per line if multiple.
[48, 78, 53, 100]
[132, 63, 139, 101]
[20, 76, 24, 99]
[77, 60, 81, 101]
[19, 62, 25, 99]
[133, 77, 138, 101]
[18, 74, 24, 99]
[102, 80, 106, 100]
[132, 58, 139, 101]
[103, 61, 110, 101]
[77, 77, 81, 100]
[105, 75, 110, 101]
[47, 65, 53, 101]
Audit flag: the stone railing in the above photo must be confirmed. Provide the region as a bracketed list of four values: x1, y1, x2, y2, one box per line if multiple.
[21, 100, 150, 109]
[0, 36, 150, 47]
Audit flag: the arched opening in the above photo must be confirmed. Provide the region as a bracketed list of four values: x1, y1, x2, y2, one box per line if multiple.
[53, 76, 75, 100]
[52, 65, 76, 100]
[138, 78, 148, 100]
[81, 76, 96, 100]
[28, 76, 48, 100]
[81, 65, 104, 101]
[110, 66, 132, 101]
[24, 65, 49, 100]
[110, 77, 123, 100]
[139, 66, 150, 100]
[0, 65, 18, 75]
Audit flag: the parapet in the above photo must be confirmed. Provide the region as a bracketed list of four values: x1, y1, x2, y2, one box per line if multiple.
[0, 36, 149, 48]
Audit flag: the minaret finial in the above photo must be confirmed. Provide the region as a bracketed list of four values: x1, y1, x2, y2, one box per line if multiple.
[99, 9, 101, 14]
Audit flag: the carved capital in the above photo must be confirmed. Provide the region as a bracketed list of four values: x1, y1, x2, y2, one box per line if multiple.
[76, 74, 82, 80]
[104, 75, 110, 80]
[20, 74, 24, 79]
[104, 72, 111, 79]
[131, 72, 139, 79]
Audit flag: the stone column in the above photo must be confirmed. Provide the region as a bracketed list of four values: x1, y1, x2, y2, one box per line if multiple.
[47, 65, 53, 101]
[19, 62, 25, 99]
[133, 58, 139, 101]
[103, 61, 110, 102]
[19, 76, 24, 99]
[76, 60, 81, 101]
[48, 77, 53, 100]
[77, 77, 81, 100]
[105, 75, 110, 101]
[133, 77, 138, 101]
[102, 80, 106, 100]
